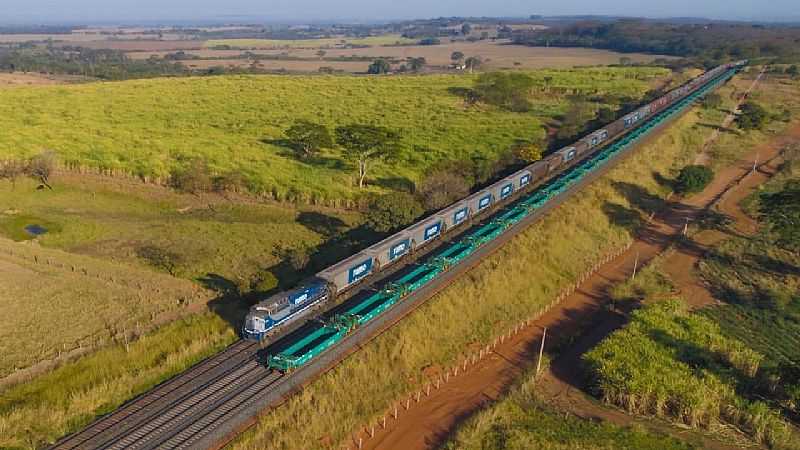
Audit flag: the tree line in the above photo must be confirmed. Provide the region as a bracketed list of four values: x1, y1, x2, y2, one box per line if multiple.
[513, 20, 800, 66]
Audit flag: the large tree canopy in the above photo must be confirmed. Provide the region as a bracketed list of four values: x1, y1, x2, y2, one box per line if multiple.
[335, 124, 401, 188]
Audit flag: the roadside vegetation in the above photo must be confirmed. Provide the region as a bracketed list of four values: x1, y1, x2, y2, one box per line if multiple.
[443, 371, 695, 450]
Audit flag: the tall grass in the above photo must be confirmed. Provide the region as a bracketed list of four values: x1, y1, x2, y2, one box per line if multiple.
[584, 300, 794, 448]
[442, 370, 695, 450]
[0, 67, 667, 204]
[0, 314, 237, 449]
[229, 80, 723, 450]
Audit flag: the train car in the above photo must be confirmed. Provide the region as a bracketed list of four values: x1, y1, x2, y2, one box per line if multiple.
[365, 232, 412, 271]
[554, 146, 578, 166]
[586, 129, 609, 148]
[527, 160, 549, 184]
[573, 140, 591, 157]
[403, 215, 445, 249]
[606, 117, 625, 137]
[545, 154, 563, 174]
[317, 251, 376, 295]
[436, 200, 471, 231]
[465, 186, 496, 216]
[242, 280, 330, 341]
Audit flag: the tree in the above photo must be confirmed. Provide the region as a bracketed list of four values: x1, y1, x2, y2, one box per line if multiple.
[0, 160, 23, 189]
[285, 248, 310, 271]
[760, 180, 800, 249]
[335, 124, 402, 188]
[285, 120, 333, 159]
[464, 56, 482, 73]
[703, 92, 723, 110]
[212, 170, 246, 193]
[461, 23, 472, 36]
[170, 159, 212, 193]
[473, 72, 535, 112]
[26, 150, 56, 190]
[737, 101, 769, 130]
[450, 51, 465, 66]
[596, 106, 617, 124]
[416, 167, 470, 210]
[675, 165, 714, 194]
[316, 50, 327, 59]
[512, 141, 543, 163]
[786, 65, 799, 77]
[367, 59, 391, 74]
[365, 192, 423, 233]
[408, 57, 426, 72]
[557, 100, 595, 140]
[619, 56, 632, 66]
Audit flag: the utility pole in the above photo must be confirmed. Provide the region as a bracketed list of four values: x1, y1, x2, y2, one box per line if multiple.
[536, 327, 547, 377]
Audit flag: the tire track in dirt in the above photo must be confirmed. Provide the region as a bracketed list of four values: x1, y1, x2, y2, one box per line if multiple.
[355, 123, 800, 450]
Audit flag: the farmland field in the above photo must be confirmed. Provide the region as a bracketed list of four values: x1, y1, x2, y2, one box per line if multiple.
[128, 41, 675, 73]
[0, 66, 670, 204]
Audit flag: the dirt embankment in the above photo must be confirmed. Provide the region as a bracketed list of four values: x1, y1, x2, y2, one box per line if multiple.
[356, 118, 799, 450]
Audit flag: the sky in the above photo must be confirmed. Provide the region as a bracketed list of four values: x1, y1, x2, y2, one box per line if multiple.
[0, 0, 797, 24]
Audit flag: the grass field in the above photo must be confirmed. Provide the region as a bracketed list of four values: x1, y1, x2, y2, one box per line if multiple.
[705, 68, 800, 171]
[0, 67, 669, 204]
[0, 176, 360, 283]
[443, 371, 695, 450]
[228, 74, 735, 450]
[0, 233, 210, 381]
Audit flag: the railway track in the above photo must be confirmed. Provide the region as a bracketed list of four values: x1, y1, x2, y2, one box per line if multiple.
[51, 67, 739, 450]
[51, 340, 261, 450]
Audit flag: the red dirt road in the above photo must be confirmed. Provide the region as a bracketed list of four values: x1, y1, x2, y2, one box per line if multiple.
[357, 122, 799, 450]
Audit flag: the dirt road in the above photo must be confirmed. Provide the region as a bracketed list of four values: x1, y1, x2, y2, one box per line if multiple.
[357, 118, 798, 450]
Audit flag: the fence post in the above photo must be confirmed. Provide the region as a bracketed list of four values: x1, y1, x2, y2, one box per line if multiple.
[536, 327, 548, 376]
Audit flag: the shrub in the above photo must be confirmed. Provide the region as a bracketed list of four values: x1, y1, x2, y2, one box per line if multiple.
[759, 180, 800, 250]
[675, 165, 714, 194]
[367, 59, 391, 74]
[473, 72, 535, 112]
[135, 245, 183, 276]
[364, 192, 423, 233]
[416, 168, 470, 210]
[170, 159, 212, 193]
[703, 92, 723, 109]
[737, 101, 769, 130]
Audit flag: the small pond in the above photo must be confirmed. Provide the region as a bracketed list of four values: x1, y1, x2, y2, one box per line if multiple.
[24, 224, 48, 236]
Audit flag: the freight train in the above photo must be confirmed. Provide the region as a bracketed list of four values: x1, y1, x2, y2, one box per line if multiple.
[244, 61, 746, 370]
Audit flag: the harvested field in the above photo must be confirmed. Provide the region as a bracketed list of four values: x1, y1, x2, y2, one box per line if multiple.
[73, 39, 205, 51]
[285, 41, 673, 70]
[0, 236, 211, 381]
[0, 72, 86, 86]
[131, 41, 675, 73]
[184, 58, 371, 72]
